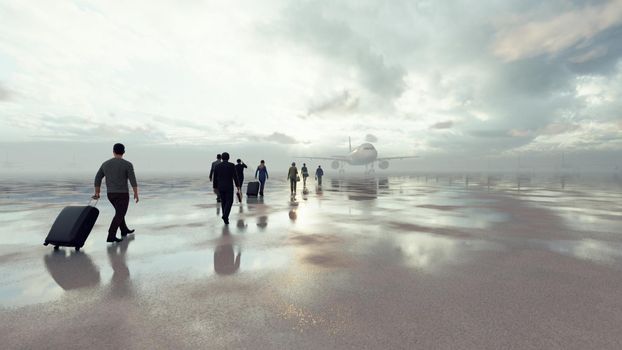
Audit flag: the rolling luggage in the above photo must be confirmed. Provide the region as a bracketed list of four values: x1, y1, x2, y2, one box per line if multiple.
[247, 181, 259, 197]
[44, 199, 99, 251]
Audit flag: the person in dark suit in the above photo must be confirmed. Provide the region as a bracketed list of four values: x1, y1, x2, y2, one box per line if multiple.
[234, 159, 247, 188]
[209, 154, 222, 202]
[212, 152, 241, 225]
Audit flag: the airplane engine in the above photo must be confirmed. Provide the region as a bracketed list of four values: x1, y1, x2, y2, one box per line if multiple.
[331, 160, 340, 169]
[379, 160, 389, 169]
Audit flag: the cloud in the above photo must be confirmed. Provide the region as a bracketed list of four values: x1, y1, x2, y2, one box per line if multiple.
[307, 90, 359, 116]
[257, 132, 297, 144]
[365, 134, 378, 142]
[0, 83, 10, 101]
[493, 0, 622, 61]
[569, 46, 609, 64]
[1, 0, 621, 164]
[539, 122, 582, 135]
[430, 121, 453, 129]
[276, 2, 406, 98]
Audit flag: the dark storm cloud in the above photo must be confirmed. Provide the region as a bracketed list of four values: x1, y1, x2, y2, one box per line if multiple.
[566, 25, 622, 75]
[277, 2, 406, 98]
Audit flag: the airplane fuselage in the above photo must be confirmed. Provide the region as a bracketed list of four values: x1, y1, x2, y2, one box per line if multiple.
[347, 143, 378, 165]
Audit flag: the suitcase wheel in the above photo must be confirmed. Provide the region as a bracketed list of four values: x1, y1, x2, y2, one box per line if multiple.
[75, 247, 81, 252]
[54, 245, 59, 251]
[43, 242, 49, 246]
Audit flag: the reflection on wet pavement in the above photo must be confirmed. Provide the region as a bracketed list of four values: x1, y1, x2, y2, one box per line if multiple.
[1, 174, 622, 348]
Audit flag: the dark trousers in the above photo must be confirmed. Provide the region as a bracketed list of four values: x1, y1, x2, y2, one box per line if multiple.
[107, 192, 130, 239]
[220, 190, 234, 220]
[317, 176, 323, 186]
[290, 179, 297, 194]
[259, 179, 266, 195]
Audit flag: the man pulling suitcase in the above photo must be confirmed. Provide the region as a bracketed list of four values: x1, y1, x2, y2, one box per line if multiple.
[93, 143, 139, 243]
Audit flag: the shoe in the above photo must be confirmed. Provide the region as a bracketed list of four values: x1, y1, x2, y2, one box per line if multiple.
[222, 217, 229, 225]
[107, 237, 123, 243]
[121, 229, 135, 237]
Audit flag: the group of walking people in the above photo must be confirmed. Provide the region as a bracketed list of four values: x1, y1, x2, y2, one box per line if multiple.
[93, 143, 327, 243]
[208, 153, 270, 224]
[286, 162, 324, 196]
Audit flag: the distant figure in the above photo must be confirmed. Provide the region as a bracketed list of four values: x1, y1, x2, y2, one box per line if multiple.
[315, 165, 324, 186]
[94, 143, 139, 243]
[301, 163, 309, 187]
[235, 159, 247, 188]
[212, 152, 241, 225]
[209, 154, 222, 202]
[288, 162, 299, 196]
[255, 160, 269, 196]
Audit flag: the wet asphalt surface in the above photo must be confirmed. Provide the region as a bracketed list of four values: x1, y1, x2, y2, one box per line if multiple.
[1, 174, 622, 349]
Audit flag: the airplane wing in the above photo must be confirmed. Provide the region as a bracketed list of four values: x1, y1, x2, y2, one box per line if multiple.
[377, 156, 419, 161]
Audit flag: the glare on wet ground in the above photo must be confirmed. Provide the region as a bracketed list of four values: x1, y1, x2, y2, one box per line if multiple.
[1, 174, 622, 349]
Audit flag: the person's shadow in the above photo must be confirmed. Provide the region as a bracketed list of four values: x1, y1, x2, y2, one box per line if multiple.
[107, 235, 134, 298]
[213, 226, 241, 275]
[44, 250, 100, 290]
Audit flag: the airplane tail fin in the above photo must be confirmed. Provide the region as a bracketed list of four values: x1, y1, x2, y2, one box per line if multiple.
[349, 136, 352, 152]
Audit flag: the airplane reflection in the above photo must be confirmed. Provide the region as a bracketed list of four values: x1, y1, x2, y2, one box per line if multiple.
[328, 177, 388, 200]
[44, 250, 100, 290]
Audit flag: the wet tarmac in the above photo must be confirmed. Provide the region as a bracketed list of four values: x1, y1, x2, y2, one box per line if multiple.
[1, 175, 622, 349]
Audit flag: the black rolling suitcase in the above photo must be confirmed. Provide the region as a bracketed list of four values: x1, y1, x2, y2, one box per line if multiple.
[247, 181, 259, 197]
[44, 199, 99, 251]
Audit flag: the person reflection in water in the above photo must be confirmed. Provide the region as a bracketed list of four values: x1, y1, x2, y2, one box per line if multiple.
[257, 215, 268, 230]
[107, 235, 134, 297]
[214, 227, 241, 275]
[289, 209, 297, 221]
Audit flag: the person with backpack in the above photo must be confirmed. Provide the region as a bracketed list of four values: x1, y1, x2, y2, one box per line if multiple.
[315, 165, 324, 186]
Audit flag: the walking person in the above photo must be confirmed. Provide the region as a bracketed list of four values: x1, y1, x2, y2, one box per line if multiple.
[288, 162, 299, 197]
[255, 160, 269, 196]
[209, 154, 222, 202]
[301, 163, 309, 188]
[93, 143, 139, 243]
[235, 159, 247, 203]
[235, 159, 247, 188]
[213, 152, 241, 225]
[315, 165, 324, 186]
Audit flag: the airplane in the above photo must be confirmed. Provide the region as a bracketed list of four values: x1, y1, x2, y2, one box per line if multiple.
[298, 137, 417, 173]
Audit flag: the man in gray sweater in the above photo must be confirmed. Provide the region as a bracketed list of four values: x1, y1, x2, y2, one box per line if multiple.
[93, 143, 139, 243]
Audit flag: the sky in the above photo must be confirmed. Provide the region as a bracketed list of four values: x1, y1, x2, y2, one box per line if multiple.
[0, 0, 621, 173]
